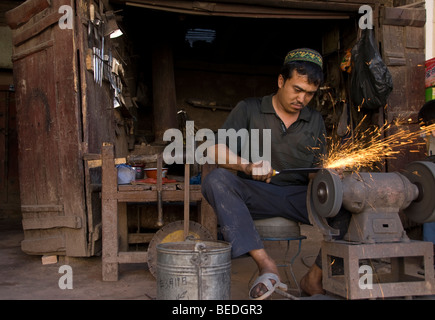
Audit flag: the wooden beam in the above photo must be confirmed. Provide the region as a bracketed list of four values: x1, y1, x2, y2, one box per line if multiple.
[122, 0, 382, 17]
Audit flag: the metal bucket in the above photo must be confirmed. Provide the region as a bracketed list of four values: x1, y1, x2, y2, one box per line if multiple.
[156, 240, 231, 300]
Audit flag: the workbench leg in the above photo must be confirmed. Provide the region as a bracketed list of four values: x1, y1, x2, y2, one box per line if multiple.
[118, 202, 128, 252]
[102, 198, 119, 281]
[101, 143, 120, 281]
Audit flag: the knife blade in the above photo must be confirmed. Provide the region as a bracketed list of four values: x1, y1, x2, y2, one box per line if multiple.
[272, 168, 322, 176]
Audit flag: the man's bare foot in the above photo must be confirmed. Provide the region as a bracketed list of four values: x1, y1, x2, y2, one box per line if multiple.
[300, 264, 326, 296]
[250, 272, 278, 299]
[249, 249, 281, 299]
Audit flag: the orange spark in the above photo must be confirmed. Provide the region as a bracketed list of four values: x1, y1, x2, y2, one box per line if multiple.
[322, 116, 434, 171]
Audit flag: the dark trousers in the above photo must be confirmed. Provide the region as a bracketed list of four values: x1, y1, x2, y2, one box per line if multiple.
[201, 168, 350, 267]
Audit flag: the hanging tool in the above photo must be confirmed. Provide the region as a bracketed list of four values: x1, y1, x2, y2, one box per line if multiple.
[89, 4, 96, 82]
[88, 3, 104, 86]
[100, 26, 104, 86]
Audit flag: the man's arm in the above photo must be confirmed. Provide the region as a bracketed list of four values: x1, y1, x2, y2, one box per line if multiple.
[207, 143, 273, 183]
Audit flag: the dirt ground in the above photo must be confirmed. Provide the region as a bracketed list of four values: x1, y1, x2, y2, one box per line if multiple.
[0, 217, 434, 301]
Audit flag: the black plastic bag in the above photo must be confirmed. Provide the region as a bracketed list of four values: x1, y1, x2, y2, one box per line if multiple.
[351, 29, 393, 110]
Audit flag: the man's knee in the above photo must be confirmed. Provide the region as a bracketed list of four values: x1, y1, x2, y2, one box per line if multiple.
[202, 168, 232, 193]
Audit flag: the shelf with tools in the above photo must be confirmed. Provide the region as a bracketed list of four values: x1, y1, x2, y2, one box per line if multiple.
[84, 3, 132, 111]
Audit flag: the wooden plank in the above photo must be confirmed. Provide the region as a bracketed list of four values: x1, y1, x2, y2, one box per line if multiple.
[0, 87, 19, 214]
[87, 157, 126, 169]
[382, 25, 405, 57]
[0, 90, 6, 204]
[126, 153, 159, 164]
[21, 236, 65, 254]
[14, 50, 61, 207]
[117, 251, 148, 263]
[125, 0, 379, 16]
[115, 189, 203, 202]
[21, 204, 63, 212]
[11, 39, 54, 62]
[52, 0, 88, 257]
[406, 52, 426, 111]
[405, 26, 425, 49]
[12, 10, 60, 46]
[5, 0, 51, 29]
[128, 233, 154, 244]
[128, 182, 177, 191]
[22, 216, 82, 230]
[118, 184, 152, 191]
[384, 51, 406, 66]
[382, 6, 426, 27]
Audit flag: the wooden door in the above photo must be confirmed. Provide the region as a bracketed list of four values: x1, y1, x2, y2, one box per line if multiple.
[381, 4, 427, 171]
[7, 0, 90, 256]
[0, 86, 20, 217]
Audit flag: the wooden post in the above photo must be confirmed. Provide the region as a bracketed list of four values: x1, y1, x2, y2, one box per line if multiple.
[151, 40, 178, 143]
[101, 143, 119, 281]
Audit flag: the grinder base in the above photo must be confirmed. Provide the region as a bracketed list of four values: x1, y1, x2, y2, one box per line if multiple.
[321, 240, 435, 299]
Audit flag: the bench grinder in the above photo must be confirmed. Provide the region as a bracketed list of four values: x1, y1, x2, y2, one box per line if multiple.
[307, 161, 435, 299]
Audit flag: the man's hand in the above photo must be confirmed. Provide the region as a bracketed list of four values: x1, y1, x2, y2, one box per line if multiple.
[243, 160, 273, 183]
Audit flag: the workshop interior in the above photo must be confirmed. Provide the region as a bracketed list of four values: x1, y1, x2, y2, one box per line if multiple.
[1, 0, 435, 300]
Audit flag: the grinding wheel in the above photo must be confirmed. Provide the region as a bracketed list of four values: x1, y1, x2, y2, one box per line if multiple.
[147, 220, 214, 277]
[402, 161, 435, 224]
[311, 169, 343, 218]
[307, 169, 341, 240]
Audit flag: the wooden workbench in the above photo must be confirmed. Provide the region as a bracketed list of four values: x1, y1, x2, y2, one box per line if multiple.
[101, 142, 217, 281]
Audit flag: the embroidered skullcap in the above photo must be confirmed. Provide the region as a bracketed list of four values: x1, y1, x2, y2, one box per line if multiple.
[284, 48, 323, 69]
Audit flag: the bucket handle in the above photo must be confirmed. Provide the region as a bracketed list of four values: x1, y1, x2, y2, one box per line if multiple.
[194, 242, 207, 252]
[191, 242, 208, 300]
[191, 242, 209, 266]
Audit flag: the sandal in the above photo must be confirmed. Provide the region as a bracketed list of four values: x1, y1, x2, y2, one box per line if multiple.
[249, 273, 288, 300]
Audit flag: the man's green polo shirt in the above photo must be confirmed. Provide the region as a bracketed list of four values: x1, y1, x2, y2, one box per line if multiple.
[217, 94, 327, 186]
